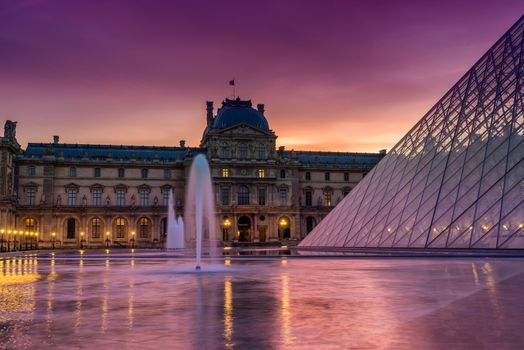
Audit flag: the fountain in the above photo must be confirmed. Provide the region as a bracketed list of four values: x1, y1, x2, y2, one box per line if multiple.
[166, 154, 217, 269]
[166, 189, 184, 249]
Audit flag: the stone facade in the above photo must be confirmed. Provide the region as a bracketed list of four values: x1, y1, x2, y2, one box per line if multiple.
[0, 98, 385, 248]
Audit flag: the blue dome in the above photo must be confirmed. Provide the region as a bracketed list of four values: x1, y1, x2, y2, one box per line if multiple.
[213, 98, 269, 130]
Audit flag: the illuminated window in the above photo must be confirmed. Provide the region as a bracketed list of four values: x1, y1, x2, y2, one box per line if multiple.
[258, 169, 265, 178]
[116, 217, 127, 239]
[323, 190, 332, 206]
[222, 168, 229, 177]
[138, 217, 150, 238]
[24, 217, 36, 231]
[238, 186, 249, 205]
[91, 217, 102, 239]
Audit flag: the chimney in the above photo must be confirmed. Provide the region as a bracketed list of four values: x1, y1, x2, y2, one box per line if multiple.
[179, 140, 186, 148]
[257, 103, 265, 114]
[379, 149, 387, 155]
[53, 135, 59, 144]
[206, 101, 214, 126]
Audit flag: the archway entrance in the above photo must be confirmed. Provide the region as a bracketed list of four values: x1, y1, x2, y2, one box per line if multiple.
[278, 216, 291, 239]
[237, 216, 251, 242]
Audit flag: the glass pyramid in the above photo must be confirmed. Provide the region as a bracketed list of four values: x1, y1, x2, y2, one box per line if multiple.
[300, 16, 524, 249]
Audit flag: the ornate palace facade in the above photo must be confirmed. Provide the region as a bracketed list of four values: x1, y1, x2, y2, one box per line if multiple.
[0, 98, 385, 248]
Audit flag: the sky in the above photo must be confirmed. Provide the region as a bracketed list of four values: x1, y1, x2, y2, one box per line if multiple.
[1, 0, 523, 152]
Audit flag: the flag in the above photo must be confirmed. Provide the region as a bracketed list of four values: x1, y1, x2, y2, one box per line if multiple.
[229, 79, 235, 86]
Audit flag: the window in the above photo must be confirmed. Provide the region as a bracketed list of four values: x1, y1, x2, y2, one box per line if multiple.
[221, 146, 230, 158]
[221, 186, 230, 205]
[257, 144, 265, 159]
[116, 217, 127, 239]
[116, 189, 125, 207]
[279, 188, 287, 206]
[323, 190, 332, 206]
[26, 188, 36, 206]
[69, 167, 77, 177]
[258, 169, 265, 178]
[305, 191, 312, 207]
[27, 166, 36, 176]
[324, 172, 330, 181]
[25, 217, 36, 232]
[343, 188, 351, 197]
[280, 169, 286, 179]
[67, 189, 77, 206]
[140, 189, 149, 207]
[305, 172, 311, 181]
[118, 168, 125, 178]
[239, 143, 248, 159]
[258, 188, 266, 206]
[222, 168, 229, 177]
[162, 189, 170, 206]
[344, 172, 349, 181]
[94, 167, 101, 178]
[92, 189, 102, 207]
[164, 169, 172, 179]
[91, 218, 102, 239]
[138, 217, 150, 238]
[238, 186, 249, 205]
[66, 218, 76, 239]
[141, 169, 149, 179]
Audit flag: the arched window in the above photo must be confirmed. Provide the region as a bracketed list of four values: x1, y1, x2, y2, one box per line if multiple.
[116, 217, 127, 239]
[238, 186, 250, 205]
[138, 217, 151, 239]
[66, 218, 76, 239]
[91, 217, 102, 239]
[24, 217, 36, 232]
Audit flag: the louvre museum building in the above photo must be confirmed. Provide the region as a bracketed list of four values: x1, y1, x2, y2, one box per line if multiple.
[0, 98, 384, 248]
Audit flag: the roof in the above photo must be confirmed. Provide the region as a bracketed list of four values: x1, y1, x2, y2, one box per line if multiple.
[294, 151, 385, 166]
[213, 98, 269, 130]
[21, 143, 202, 161]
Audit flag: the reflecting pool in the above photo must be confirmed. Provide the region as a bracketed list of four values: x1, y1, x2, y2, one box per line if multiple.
[2, 252, 524, 349]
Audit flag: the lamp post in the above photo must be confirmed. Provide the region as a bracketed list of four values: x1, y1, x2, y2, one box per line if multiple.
[7, 230, 12, 252]
[223, 218, 231, 241]
[130, 231, 135, 249]
[13, 230, 18, 251]
[25, 231, 29, 250]
[105, 231, 111, 249]
[51, 232, 56, 249]
[80, 231, 85, 249]
[0, 229, 4, 252]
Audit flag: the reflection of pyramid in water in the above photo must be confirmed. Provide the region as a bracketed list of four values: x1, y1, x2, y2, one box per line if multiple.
[300, 16, 524, 249]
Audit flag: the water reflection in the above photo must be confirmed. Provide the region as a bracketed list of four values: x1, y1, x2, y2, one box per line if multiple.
[1, 256, 524, 349]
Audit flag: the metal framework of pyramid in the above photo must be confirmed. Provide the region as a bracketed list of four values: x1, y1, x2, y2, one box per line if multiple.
[300, 16, 524, 249]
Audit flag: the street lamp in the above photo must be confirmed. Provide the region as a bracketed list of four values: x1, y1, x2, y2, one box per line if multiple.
[51, 232, 56, 249]
[105, 231, 111, 249]
[25, 231, 29, 250]
[223, 218, 231, 241]
[80, 231, 85, 249]
[7, 230, 12, 252]
[0, 229, 4, 252]
[130, 231, 136, 249]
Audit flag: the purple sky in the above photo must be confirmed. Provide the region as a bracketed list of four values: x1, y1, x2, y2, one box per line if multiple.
[1, 0, 523, 152]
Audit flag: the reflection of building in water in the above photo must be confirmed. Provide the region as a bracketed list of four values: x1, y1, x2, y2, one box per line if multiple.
[0, 98, 384, 247]
[0, 257, 39, 313]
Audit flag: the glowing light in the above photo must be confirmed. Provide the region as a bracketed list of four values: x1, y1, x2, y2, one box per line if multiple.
[503, 224, 508, 230]
[519, 224, 524, 229]
[52, 232, 56, 237]
[281, 245, 288, 249]
[131, 231, 135, 236]
[105, 249, 110, 254]
[223, 218, 231, 228]
[223, 246, 232, 250]
[80, 232, 84, 236]
[106, 231, 110, 236]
